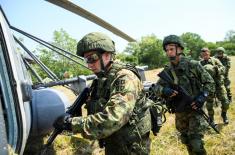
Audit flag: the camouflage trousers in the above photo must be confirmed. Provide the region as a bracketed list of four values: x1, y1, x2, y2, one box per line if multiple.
[224, 77, 232, 101]
[175, 111, 207, 155]
[104, 132, 150, 155]
[206, 83, 229, 116]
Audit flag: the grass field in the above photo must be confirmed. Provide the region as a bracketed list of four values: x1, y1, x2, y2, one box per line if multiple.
[31, 56, 235, 155]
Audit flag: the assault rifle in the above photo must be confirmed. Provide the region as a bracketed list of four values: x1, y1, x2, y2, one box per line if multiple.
[40, 87, 90, 155]
[157, 70, 220, 134]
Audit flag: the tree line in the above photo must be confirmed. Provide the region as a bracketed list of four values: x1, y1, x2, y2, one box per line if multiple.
[118, 30, 235, 69]
[31, 29, 235, 80]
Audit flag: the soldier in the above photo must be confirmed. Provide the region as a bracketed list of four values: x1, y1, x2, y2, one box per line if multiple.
[200, 47, 230, 124]
[214, 47, 232, 102]
[153, 35, 215, 155]
[53, 32, 153, 155]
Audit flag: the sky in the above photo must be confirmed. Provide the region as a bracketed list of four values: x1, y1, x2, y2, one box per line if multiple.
[1, 0, 235, 52]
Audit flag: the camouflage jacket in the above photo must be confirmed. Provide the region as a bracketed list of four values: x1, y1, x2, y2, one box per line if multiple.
[214, 55, 231, 77]
[154, 56, 215, 109]
[200, 57, 225, 75]
[71, 62, 151, 141]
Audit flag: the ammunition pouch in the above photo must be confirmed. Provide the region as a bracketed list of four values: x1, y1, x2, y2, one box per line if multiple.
[101, 106, 151, 147]
[150, 105, 163, 135]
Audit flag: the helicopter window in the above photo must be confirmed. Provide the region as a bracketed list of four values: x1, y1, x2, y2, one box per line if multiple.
[0, 37, 9, 136]
[0, 87, 8, 154]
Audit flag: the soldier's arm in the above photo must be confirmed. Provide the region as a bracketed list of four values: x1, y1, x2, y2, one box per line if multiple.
[227, 57, 231, 69]
[195, 62, 215, 95]
[70, 69, 142, 140]
[215, 58, 225, 75]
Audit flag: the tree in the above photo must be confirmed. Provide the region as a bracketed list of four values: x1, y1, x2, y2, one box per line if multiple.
[138, 35, 167, 68]
[122, 34, 167, 69]
[181, 32, 206, 59]
[224, 30, 235, 43]
[35, 29, 91, 80]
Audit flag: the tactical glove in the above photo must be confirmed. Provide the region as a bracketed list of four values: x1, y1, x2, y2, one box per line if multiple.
[162, 87, 175, 97]
[193, 91, 208, 109]
[53, 113, 72, 131]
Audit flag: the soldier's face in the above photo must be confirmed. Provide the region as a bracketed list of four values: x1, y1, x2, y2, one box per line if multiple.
[84, 51, 101, 73]
[201, 51, 210, 60]
[217, 52, 223, 58]
[84, 51, 112, 73]
[165, 44, 181, 64]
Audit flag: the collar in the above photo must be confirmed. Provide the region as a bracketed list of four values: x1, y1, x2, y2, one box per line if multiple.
[169, 56, 187, 71]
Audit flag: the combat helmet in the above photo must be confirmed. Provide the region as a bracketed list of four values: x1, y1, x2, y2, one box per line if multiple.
[216, 47, 225, 53]
[201, 47, 210, 52]
[77, 32, 115, 56]
[162, 35, 184, 51]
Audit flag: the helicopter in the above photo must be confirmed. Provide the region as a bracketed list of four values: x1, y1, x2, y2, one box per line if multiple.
[0, 1, 151, 155]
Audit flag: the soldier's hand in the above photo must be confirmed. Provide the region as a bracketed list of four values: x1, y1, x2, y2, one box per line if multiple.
[191, 101, 199, 110]
[53, 113, 72, 131]
[162, 87, 178, 98]
[191, 91, 208, 110]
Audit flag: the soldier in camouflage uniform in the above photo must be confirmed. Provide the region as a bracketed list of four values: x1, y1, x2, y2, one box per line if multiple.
[200, 47, 230, 124]
[214, 47, 232, 102]
[53, 32, 153, 155]
[153, 35, 215, 155]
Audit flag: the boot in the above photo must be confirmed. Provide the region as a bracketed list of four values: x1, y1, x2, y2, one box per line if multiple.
[221, 112, 229, 124]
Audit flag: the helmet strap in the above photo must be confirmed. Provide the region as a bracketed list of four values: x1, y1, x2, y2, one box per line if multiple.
[96, 52, 113, 77]
[175, 45, 183, 56]
[169, 45, 179, 61]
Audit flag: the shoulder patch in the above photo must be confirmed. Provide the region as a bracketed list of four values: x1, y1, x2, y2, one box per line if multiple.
[113, 77, 126, 92]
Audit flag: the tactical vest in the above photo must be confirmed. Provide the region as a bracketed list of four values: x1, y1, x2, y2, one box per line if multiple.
[173, 58, 202, 96]
[215, 55, 230, 68]
[200, 57, 224, 83]
[86, 62, 151, 145]
[164, 58, 203, 112]
[203, 64, 216, 77]
[215, 55, 230, 77]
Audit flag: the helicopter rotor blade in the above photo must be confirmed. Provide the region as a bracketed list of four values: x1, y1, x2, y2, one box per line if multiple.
[46, 0, 136, 42]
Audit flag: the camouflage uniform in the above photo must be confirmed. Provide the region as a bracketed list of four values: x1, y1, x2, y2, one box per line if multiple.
[200, 56, 230, 123]
[154, 35, 215, 155]
[155, 56, 214, 155]
[214, 48, 232, 102]
[72, 32, 152, 155]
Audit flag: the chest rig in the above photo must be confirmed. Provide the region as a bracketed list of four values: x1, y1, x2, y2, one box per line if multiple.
[171, 58, 202, 96]
[164, 58, 203, 113]
[86, 62, 151, 146]
[217, 55, 229, 67]
[86, 62, 141, 114]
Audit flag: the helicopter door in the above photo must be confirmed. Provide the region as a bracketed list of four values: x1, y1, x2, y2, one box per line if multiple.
[0, 99, 8, 155]
[0, 7, 30, 155]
